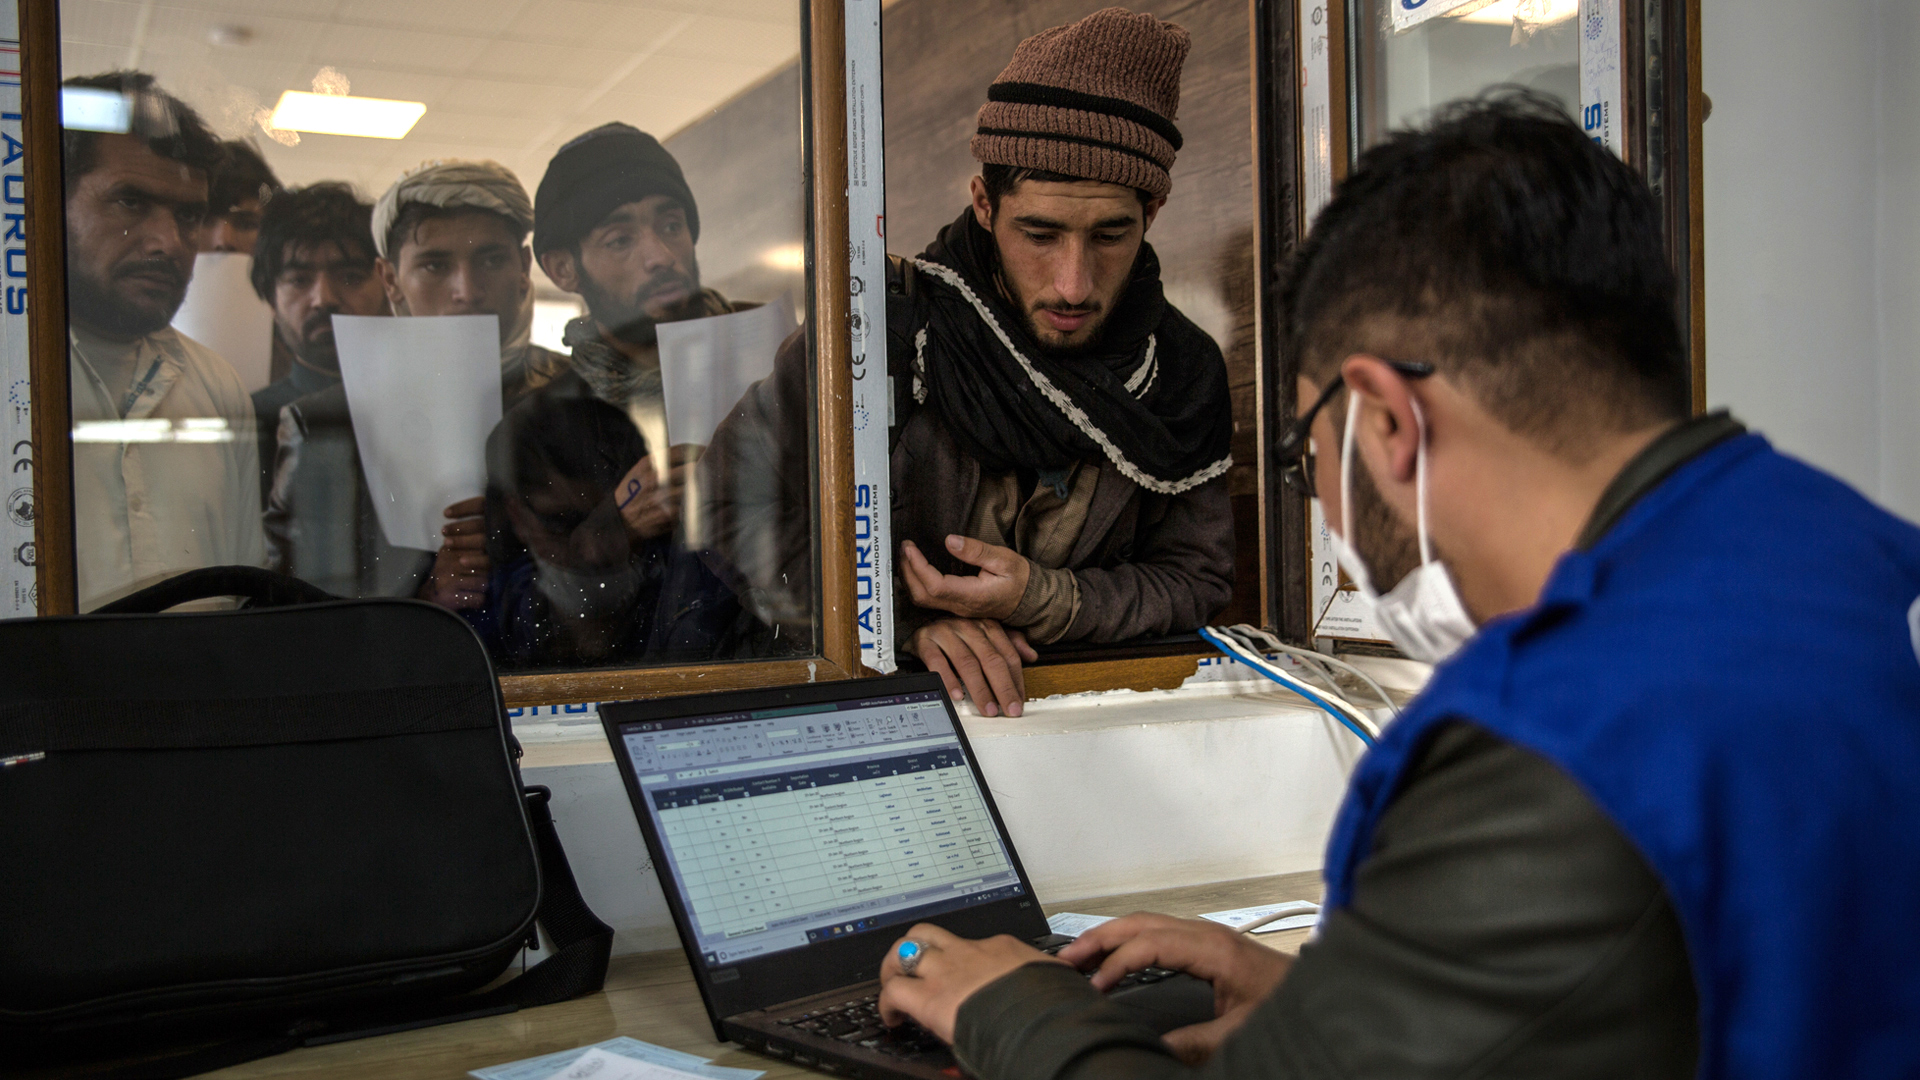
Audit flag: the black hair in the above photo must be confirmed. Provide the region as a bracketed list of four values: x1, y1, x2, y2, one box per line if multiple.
[61, 71, 223, 199]
[248, 182, 376, 300]
[980, 162, 1152, 212]
[208, 139, 281, 216]
[384, 200, 528, 264]
[1282, 90, 1690, 455]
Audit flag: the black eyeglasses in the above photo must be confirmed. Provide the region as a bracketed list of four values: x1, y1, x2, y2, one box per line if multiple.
[1274, 360, 1435, 499]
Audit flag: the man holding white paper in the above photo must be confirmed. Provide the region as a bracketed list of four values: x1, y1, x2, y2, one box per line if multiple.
[249, 184, 431, 597]
[171, 140, 285, 396]
[369, 158, 570, 611]
[473, 123, 765, 666]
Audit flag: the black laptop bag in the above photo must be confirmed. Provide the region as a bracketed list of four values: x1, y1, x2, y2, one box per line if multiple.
[0, 567, 614, 1076]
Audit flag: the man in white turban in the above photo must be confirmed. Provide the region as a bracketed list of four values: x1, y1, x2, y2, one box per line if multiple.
[367, 159, 569, 609]
[371, 158, 568, 401]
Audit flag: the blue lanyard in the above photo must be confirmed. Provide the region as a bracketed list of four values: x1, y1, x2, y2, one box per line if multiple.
[119, 356, 163, 417]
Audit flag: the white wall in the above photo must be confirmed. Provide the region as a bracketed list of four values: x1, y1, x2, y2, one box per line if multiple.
[1703, 0, 1920, 523]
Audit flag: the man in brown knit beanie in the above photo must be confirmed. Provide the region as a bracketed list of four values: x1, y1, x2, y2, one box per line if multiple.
[704, 7, 1235, 716]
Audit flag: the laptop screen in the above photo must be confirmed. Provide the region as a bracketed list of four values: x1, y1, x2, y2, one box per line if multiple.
[614, 687, 1026, 968]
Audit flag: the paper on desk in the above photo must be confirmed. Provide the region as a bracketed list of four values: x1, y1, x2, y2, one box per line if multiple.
[1199, 901, 1320, 934]
[1046, 912, 1116, 938]
[334, 314, 503, 550]
[545, 1047, 712, 1080]
[470, 1037, 763, 1080]
[655, 295, 792, 448]
[172, 253, 276, 392]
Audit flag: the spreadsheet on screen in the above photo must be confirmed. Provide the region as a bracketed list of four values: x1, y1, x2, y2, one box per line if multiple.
[620, 690, 1024, 966]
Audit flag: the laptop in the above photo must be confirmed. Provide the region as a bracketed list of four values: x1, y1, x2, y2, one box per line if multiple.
[601, 672, 1214, 1080]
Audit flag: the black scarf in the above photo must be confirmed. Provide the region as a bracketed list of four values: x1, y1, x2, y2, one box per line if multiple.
[912, 208, 1232, 495]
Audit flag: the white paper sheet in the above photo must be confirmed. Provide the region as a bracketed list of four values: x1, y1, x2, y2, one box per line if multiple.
[333, 314, 502, 550]
[1199, 901, 1321, 935]
[655, 295, 793, 448]
[1046, 912, 1116, 938]
[171, 253, 277, 392]
[544, 1048, 710, 1080]
[470, 1037, 761, 1080]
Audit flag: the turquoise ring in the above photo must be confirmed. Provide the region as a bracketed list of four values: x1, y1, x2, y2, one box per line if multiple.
[897, 939, 926, 976]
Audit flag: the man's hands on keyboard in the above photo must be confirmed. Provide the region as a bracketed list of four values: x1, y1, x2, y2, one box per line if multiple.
[1059, 913, 1294, 1064]
[877, 923, 1071, 1043]
[778, 994, 953, 1063]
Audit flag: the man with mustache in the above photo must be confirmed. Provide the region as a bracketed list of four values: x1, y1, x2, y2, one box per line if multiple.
[63, 71, 265, 610]
[245, 183, 411, 597]
[472, 123, 755, 666]
[247, 183, 390, 501]
[704, 8, 1234, 715]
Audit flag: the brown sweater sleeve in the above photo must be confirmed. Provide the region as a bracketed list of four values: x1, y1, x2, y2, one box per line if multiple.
[952, 722, 1698, 1080]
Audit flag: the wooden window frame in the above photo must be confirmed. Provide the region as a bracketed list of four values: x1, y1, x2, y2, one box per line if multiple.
[18, 0, 1336, 706]
[1265, 0, 1707, 647]
[20, 0, 862, 707]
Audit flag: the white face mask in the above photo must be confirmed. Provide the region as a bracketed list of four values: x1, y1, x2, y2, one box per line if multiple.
[1328, 392, 1478, 664]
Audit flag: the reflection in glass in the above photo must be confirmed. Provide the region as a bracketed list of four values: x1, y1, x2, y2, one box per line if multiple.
[1353, 0, 1581, 148]
[58, 0, 814, 672]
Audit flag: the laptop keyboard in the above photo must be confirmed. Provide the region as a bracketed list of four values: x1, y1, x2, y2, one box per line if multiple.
[777, 994, 948, 1060]
[770, 957, 1187, 1062]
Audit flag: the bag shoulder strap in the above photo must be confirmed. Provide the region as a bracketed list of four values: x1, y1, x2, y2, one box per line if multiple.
[470, 784, 615, 1009]
[95, 566, 337, 613]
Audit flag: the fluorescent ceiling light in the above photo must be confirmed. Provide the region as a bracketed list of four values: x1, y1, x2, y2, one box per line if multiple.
[1454, 0, 1579, 24]
[268, 90, 425, 139]
[72, 418, 233, 444]
[761, 244, 805, 272]
[62, 87, 131, 132]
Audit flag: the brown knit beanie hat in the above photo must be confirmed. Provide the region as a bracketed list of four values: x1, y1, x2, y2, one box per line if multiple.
[971, 7, 1190, 199]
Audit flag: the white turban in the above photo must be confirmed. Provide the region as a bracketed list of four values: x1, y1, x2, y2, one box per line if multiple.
[371, 159, 538, 361]
[371, 158, 534, 259]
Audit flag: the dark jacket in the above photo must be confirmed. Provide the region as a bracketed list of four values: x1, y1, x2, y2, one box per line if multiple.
[943, 422, 1774, 1080]
[701, 258, 1235, 648]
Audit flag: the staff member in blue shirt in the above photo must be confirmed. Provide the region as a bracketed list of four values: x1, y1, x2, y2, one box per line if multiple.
[872, 92, 1920, 1080]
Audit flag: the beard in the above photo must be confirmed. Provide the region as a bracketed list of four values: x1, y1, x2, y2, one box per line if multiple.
[576, 255, 705, 347]
[1022, 298, 1115, 357]
[66, 256, 188, 338]
[1346, 451, 1421, 595]
[287, 309, 342, 369]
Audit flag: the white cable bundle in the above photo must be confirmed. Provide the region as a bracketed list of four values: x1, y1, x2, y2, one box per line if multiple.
[1198, 626, 1384, 744]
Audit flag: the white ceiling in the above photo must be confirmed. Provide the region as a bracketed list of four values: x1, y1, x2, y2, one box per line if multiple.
[57, 0, 804, 197]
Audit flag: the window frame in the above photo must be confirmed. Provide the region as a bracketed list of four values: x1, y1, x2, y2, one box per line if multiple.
[30, 0, 1549, 704]
[20, 0, 864, 705]
[1265, 0, 1707, 648]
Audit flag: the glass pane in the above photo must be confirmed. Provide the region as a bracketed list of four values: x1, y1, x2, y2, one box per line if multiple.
[879, 3, 1255, 675]
[57, 0, 818, 672]
[1353, 0, 1580, 149]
